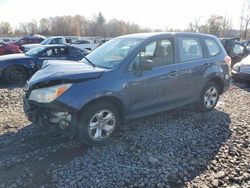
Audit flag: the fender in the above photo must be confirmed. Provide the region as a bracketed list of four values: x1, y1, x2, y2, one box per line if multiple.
[57, 77, 126, 112]
[201, 64, 228, 94]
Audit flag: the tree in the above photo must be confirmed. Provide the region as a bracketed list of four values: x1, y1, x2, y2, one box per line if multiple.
[240, 0, 250, 39]
[0, 22, 12, 36]
[207, 15, 224, 36]
[18, 22, 29, 35]
[27, 20, 38, 34]
[92, 12, 106, 36]
[18, 21, 38, 35]
[39, 18, 51, 35]
[5, 13, 155, 37]
[74, 15, 87, 36]
[186, 17, 202, 32]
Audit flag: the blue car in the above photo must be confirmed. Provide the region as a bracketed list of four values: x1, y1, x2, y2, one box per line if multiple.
[24, 32, 231, 146]
[0, 44, 89, 83]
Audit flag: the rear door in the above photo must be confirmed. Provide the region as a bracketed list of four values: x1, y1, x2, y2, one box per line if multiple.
[175, 36, 207, 101]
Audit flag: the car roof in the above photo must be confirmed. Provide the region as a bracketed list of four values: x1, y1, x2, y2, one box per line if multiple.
[119, 32, 217, 39]
[40, 44, 70, 48]
[46, 36, 65, 39]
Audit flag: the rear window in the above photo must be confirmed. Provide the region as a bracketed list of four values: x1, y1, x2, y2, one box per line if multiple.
[205, 39, 221, 56]
[178, 37, 203, 62]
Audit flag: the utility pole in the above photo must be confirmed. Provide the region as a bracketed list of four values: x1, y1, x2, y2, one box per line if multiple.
[240, 0, 246, 39]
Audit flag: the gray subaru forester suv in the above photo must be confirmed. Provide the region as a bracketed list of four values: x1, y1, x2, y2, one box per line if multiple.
[24, 32, 231, 145]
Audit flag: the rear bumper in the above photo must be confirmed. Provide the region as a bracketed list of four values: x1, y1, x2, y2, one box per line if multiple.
[222, 74, 231, 93]
[231, 70, 250, 82]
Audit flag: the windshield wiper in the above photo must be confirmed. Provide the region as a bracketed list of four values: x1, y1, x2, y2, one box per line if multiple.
[83, 56, 95, 67]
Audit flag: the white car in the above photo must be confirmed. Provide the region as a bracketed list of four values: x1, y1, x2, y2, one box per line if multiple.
[23, 36, 67, 52]
[70, 38, 100, 51]
[232, 55, 250, 82]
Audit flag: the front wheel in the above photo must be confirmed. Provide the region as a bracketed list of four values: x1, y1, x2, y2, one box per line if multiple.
[197, 81, 219, 111]
[77, 101, 120, 146]
[3, 66, 28, 84]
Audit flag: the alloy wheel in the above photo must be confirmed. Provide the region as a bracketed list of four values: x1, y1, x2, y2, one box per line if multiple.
[204, 86, 218, 109]
[88, 110, 116, 141]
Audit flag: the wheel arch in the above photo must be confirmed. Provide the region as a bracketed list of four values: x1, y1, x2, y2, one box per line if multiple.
[3, 64, 29, 83]
[206, 76, 224, 94]
[3, 64, 29, 75]
[78, 96, 125, 122]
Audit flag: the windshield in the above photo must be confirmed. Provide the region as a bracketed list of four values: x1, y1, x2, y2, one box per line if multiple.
[40, 38, 51, 45]
[25, 46, 46, 56]
[80, 38, 143, 69]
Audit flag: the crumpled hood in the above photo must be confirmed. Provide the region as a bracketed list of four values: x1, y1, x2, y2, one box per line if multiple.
[28, 60, 105, 86]
[0, 53, 32, 61]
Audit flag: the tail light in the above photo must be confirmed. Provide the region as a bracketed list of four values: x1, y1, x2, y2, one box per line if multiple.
[224, 56, 231, 68]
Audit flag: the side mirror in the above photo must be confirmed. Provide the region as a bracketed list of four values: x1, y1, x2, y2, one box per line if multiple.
[231, 43, 244, 56]
[246, 46, 250, 53]
[139, 59, 153, 71]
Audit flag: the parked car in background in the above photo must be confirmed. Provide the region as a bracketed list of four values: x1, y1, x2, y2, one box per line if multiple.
[0, 38, 11, 42]
[0, 44, 88, 83]
[70, 38, 99, 51]
[93, 37, 111, 45]
[220, 37, 240, 54]
[227, 40, 250, 67]
[23, 32, 231, 146]
[23, 36, 68, 52]
[0, 40, 22, 55]
[9, 34, 46, 51]
[232, 55, 250, 82]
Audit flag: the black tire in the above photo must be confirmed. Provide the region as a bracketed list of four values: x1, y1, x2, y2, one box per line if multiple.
[78, 101, 120, 146]
[3, 66, 28, 84]
[196, 81, 220, 112]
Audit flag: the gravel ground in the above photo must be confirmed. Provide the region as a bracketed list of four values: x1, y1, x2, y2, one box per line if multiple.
[0, 83, 249, 188]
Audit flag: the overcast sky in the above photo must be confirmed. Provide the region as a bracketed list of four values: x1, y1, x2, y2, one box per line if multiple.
[0, 0, 245, 30]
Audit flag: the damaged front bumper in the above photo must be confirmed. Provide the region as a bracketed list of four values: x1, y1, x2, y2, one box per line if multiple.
[23, 95, 78, 136]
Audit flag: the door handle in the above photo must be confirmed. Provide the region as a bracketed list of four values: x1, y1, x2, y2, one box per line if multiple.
[203, 63, 210, 68]
[169, 71, 177, 78]
[185, 69, 192, 74]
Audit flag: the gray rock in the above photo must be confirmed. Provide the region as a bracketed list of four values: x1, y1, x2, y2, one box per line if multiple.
[214, 171, 226, 179]
[148, 156, 159, 165]
[211, 179, 219, 187]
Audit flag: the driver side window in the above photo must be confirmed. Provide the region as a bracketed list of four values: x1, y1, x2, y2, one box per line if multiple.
[232, 43, 244, 55]
[42, 49, 54, 57]
[128, 39, 173, 71]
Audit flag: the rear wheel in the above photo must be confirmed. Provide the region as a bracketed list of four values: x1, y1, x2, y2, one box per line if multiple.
[197, 81, 219, 111]
[78, 101, 120, 146]
[3, 66, 28, 84]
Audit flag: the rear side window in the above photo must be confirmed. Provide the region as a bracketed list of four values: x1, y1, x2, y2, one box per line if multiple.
[51, 38, 63, 44]
[58, 47, 69, 55]
[178, 37, 203, 62]
[205, 39, 221, 56]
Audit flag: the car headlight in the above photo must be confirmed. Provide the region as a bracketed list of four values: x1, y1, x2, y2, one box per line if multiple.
[232, 65, 240, 72]
[29, 83, 72, 103]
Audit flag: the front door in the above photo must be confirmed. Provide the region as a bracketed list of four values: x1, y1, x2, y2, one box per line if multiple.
[123, 38, 181, 115]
